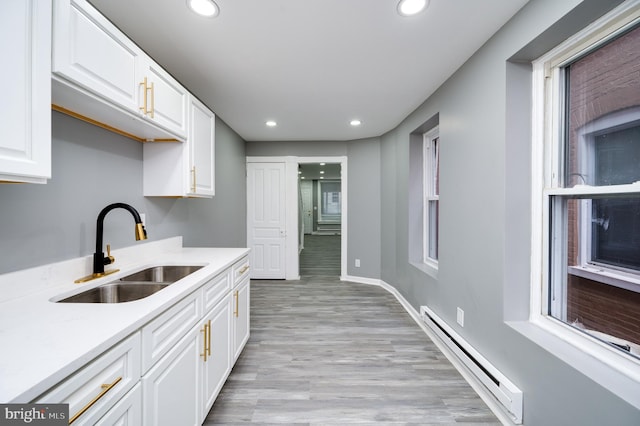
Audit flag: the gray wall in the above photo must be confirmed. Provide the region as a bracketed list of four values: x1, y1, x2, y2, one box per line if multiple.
[0, 111, 246, 274]
[380, 0, 638, 424]
[246, 139, 381, 279]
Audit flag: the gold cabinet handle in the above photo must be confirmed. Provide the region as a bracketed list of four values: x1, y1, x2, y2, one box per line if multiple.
[68, 377, 122, 424]
[149, 81, 155, 118]
[139, 78, 154, 117]
[207, 319, 211, 357]
[234, 290, 239, 317]
[191, 167, 196, 193]
[238, 265, 249, 275]
[200, 321, 209, 362]
[139, 77, 148, 115]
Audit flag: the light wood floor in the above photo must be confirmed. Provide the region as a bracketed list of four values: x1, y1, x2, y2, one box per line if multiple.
[204, 277, 500, 425]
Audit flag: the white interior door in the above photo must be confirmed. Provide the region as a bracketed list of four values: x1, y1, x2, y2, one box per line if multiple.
[247, 162, 286, 279]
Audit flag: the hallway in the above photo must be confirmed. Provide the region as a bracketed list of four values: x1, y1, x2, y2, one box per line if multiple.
[204, 277, 500, 424]
[299, 234, 341, 276]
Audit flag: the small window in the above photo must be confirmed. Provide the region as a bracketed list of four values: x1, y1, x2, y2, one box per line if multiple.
[319, 180, 341, 221]
[423, 127, 439, 266]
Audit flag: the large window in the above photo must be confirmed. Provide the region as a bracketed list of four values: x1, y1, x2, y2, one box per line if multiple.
[536, 11, 640, 360]
[423, 127, 439, 266]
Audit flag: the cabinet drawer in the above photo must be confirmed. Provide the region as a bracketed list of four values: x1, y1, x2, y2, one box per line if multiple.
[203, 270, 231, 312]
[142, 290, 202, 373]
[232, 257, 250, 285]
[35, 332, 141, 426]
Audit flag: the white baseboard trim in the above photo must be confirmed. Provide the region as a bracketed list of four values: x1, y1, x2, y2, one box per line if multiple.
[342, 274, 514, 426]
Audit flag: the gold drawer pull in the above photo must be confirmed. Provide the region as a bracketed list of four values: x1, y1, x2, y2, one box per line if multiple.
[238, 265, 249, 275]
[69, 376, 122, 424]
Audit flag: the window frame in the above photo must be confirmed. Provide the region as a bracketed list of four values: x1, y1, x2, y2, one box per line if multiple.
[423, 126, 439, 267]
[531, 2, 640, 381]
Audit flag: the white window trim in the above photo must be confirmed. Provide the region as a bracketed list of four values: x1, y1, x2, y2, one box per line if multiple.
[530, 0, 640, 403]
[423, 126, 439, 268]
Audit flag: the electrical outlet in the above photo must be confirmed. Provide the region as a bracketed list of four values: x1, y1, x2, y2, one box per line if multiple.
[457, 307, 464, 327]
[355, 259, 360, 267]
[140, 213, 146, 226]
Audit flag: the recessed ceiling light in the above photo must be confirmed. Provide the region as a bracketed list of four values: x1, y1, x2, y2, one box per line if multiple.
[397, 0, 429, 17]
[187, 0, 219, 17]
[350, 119, 362, 126]
[320, 171, 325, 174]
[265, 120, 277, 127]
[320, 163, 326, 166]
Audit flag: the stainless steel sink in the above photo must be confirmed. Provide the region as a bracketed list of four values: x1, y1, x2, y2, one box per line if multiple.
[57, 283, 169, 303]
[118, 265, 203, 283]
[56, 265, 204, 303]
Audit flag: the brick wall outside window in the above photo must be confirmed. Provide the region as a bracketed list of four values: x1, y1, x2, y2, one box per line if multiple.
[565, 25, 640, 346]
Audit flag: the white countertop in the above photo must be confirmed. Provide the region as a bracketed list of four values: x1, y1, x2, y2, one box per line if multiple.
[0, 237, 249, 403]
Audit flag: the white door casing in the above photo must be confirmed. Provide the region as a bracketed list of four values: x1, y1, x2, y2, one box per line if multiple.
[247, 156, 347, 280]
[246, 162, 287, 279]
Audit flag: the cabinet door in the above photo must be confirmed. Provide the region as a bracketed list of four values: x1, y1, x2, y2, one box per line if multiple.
[232, 278, 250, 361]
[188, 97, 215, 197]
[139, 60, 188, 140]
[201, 294, 232, 419]
[94, 383, 142, 426]
[52, 0, 141, 113]
[142, 326, 201, 426]
[0, 0, 51, 183]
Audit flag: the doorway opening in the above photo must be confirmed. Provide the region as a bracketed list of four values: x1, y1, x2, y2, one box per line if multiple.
[298, 163, 342, 276]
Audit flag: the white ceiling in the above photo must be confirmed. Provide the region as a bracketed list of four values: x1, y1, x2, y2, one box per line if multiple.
[89, 0, 529, 142]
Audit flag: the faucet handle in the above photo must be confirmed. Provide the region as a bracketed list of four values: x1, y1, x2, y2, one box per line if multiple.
[106, 244, 115, 265]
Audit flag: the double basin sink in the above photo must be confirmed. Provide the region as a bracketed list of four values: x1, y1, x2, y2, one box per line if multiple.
[57, 265, 203, 304]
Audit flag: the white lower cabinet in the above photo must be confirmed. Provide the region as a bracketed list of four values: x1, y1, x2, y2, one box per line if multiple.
[35, 333, 141, 426]
[34, 256, 249, 426]
[202, 293, 232, 417]
[142, 323, 202, 426]
[94, 384, 142, 426]
[233, 277, 250, 361]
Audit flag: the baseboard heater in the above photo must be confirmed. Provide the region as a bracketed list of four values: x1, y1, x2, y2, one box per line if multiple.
[420, 306, 523, 424]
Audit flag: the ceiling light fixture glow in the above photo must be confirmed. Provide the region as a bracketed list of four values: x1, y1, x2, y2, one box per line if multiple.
[350, 119, 362, 126]
[265, 120, 277, 127]
[187, 0, 219, 17]
[397, 0, 429, 17]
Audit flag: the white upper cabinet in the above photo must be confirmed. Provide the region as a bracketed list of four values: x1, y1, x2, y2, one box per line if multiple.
[139, 60, 189, 140]
[52, 0, 141, 113]
[51, 0, 188, 142]
[189, 96, 215, 197]
[0, 0, 51, 184]
[143, 96, 215, 198]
